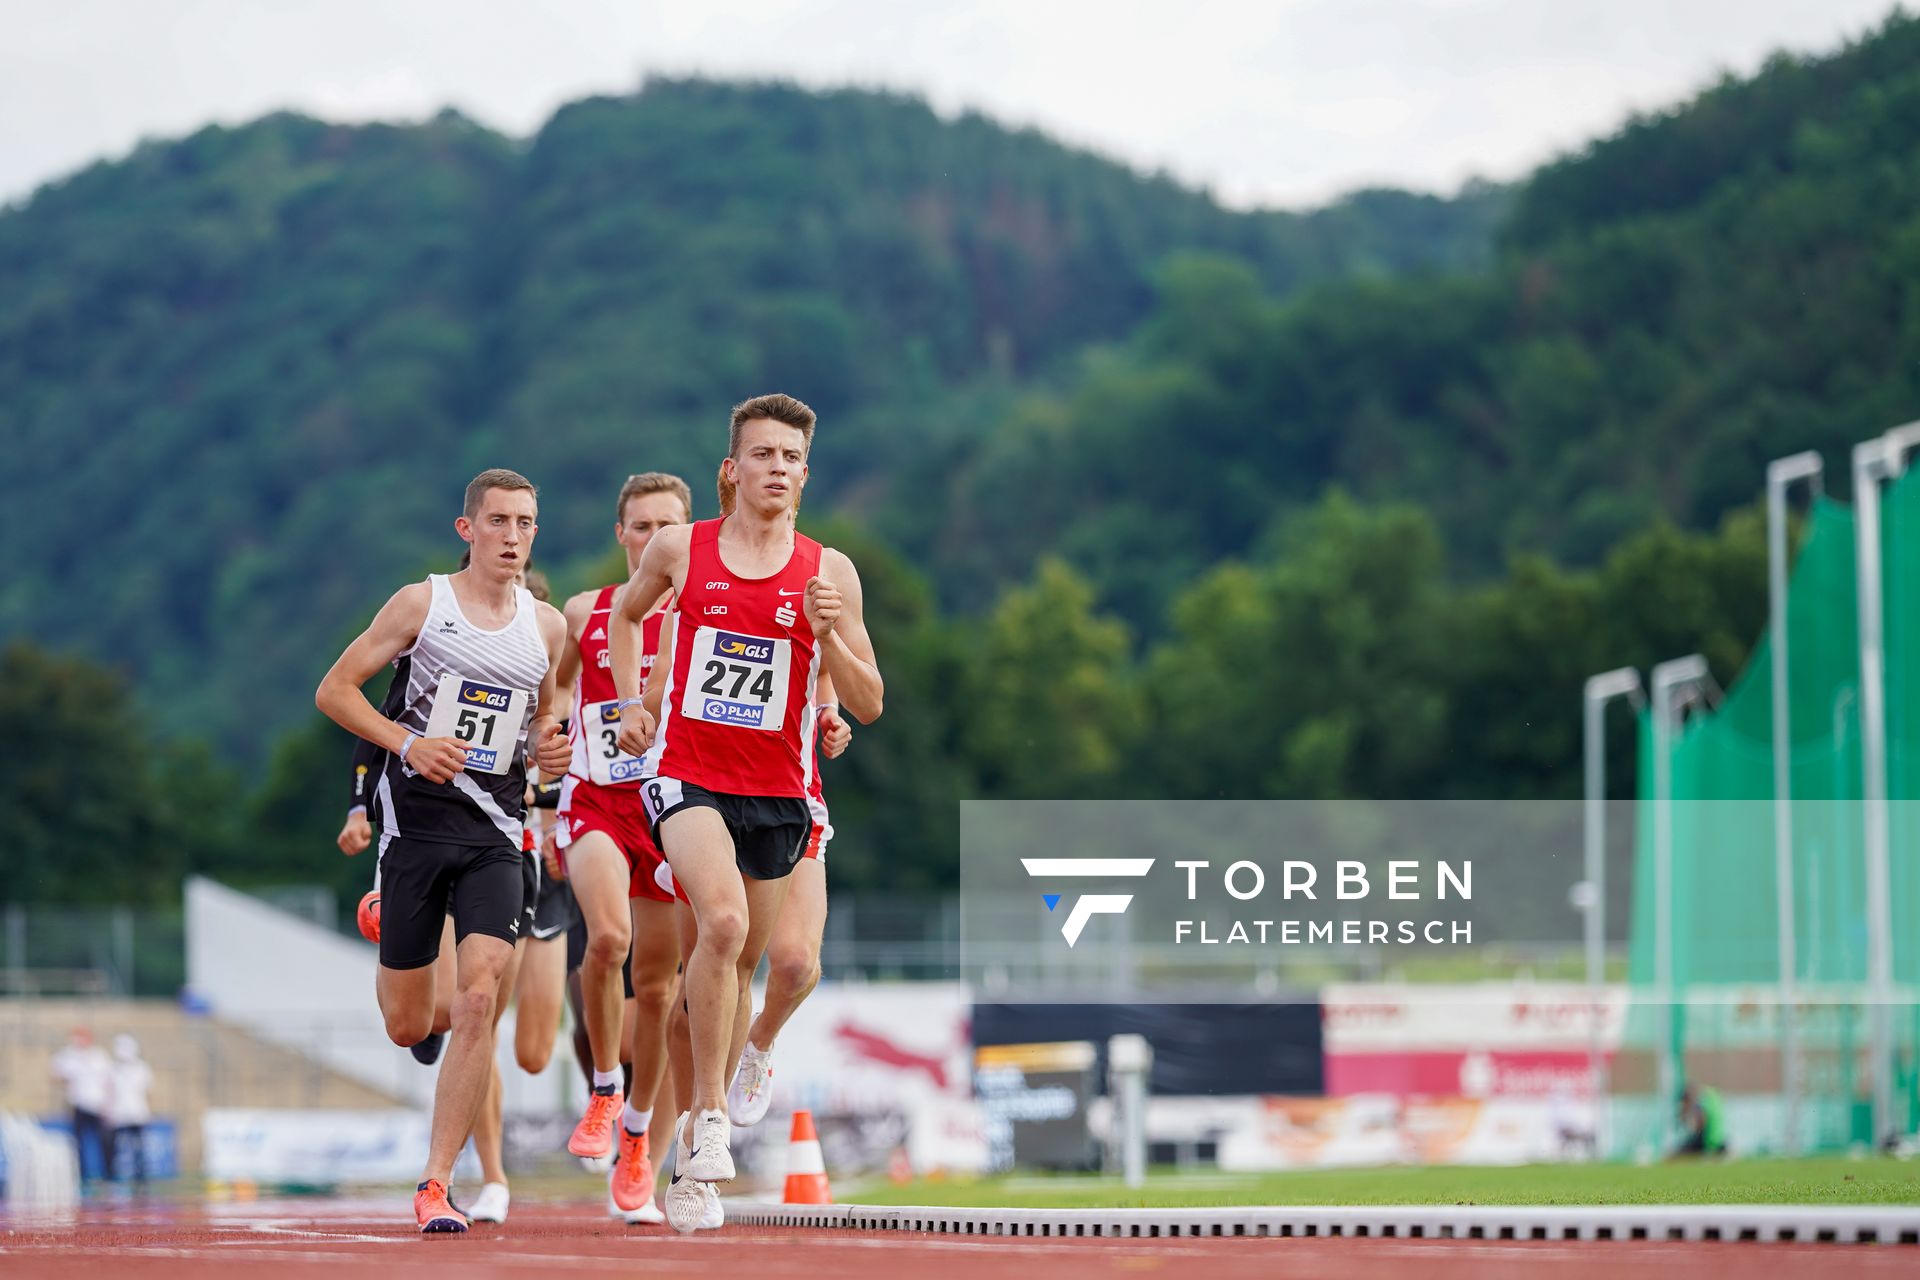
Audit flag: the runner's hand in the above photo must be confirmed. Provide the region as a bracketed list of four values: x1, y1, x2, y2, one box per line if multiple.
[820, 706, 851, 759]
[409, 737, 469, 784]
[615, 705, 655, 758]
[805, 575, 842, 638]
[534, 721, 571, 774]
[337, 811, 372, 855]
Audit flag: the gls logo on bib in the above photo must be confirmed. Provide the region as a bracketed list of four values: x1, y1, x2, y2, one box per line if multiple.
[461, 682, 514, 710]
[715, 632, 774, 663]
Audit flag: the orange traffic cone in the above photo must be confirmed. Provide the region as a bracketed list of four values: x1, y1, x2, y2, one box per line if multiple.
[782, 1109, 832, 1204]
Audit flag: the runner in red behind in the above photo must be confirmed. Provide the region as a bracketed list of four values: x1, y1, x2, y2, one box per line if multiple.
[552, 474, 692, 1227]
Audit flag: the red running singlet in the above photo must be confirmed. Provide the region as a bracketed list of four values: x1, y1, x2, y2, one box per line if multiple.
[645, 518, 822, 798]
[568, 584, 666, 789]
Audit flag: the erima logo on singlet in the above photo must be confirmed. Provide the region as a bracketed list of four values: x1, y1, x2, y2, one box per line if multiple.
[460, 681, 514, 710]
[714, 632, 774, 663]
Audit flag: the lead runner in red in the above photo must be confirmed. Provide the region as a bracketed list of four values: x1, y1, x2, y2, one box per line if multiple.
[607, 393, 882, 1234]
[550, 473, 691, 1222]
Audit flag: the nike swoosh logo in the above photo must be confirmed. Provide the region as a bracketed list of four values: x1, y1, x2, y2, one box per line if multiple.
[778, 589, 802, 596]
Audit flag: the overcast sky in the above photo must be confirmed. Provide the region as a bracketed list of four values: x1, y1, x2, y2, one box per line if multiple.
[0, 0, 1902, 210]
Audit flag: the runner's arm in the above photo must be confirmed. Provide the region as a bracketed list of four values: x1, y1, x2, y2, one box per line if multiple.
[814, 671, 851, 759]
[641, 609, 676, 722]
[348, 737, 381, 814]
[552, 589, 594, 713]
[608, 524, 687, 702]
[529, 602, 573, 774]
[812, 548, 883, 723]
[316, 583, 433, 756]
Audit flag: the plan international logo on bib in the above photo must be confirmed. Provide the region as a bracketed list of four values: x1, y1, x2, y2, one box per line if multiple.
[704, 698, 768, 728]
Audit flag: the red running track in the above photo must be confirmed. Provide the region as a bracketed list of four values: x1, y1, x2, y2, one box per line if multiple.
[0, 1197, 1910, 1278]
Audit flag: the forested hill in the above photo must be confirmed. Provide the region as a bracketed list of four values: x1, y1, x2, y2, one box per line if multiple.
[889, 13, 1920, 623]
[0, 79, 1502, 750]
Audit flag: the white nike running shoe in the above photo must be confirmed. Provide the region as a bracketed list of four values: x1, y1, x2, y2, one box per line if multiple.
[727, 1044, 775, 1126]
[612, 1180, 666, 1224]
[665, 1171, 705, 1234]
[466, 1181, 510, 1224]
[697, 1181, 724, 1231]
[680, 1107, 735, 1182]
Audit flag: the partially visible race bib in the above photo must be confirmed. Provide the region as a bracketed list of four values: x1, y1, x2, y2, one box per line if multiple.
[582, 698, 648, 785]
[680, 626, 790, 732]
[421, 673, 530, 775]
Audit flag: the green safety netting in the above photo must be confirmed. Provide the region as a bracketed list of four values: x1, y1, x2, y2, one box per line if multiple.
[1615, 483, 1920, 1156]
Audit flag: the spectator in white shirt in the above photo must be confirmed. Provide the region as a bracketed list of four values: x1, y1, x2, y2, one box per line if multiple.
[108, 1035, 155, 1187]
[49, 1028, 112, 1183]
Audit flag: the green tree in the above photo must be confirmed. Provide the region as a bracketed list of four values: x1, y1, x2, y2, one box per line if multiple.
[961, 559, 1143, 799]
[0, 643, 238, 905]
[1146, 493, 1451, 798]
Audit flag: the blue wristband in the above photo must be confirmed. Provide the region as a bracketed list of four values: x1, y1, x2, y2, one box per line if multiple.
[399, 732, 418, 760]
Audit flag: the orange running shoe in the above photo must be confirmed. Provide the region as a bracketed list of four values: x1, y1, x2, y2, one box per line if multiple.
[414, 1178, 468, 1234]
[569, 1086, 622, 1158]
[609, 1126, 654, 1212]
[357, 890, 381, 943]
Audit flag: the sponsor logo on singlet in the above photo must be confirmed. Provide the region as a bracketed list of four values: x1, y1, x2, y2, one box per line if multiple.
[461, 681, 515, 710]
[715, 632, 774, 662]
[599, 703, 623, 724]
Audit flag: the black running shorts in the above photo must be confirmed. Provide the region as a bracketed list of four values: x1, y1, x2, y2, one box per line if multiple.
[377, 837, 530, 970]
[639, 776, 810, 882]
[531, 866, 580, 942]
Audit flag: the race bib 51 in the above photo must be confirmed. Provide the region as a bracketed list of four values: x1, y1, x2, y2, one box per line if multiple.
[421, 673, 530, 774]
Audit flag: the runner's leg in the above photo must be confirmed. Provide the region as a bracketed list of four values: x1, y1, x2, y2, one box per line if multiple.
[659, 808, 747, 1113]
[471, 937, 523, 1187]
[568, 832, 633, 1075]
[746, 857, 825, 1052]
[626, 897, 680, 1119]
[726, 874, 795, 1085]
[422, 932, 514, 1183]
[513, 933, 568, 1073]
[430, 916, 457, 1034]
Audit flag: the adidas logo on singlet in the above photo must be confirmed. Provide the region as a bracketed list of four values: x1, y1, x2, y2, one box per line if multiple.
[589, 626, 605, 640]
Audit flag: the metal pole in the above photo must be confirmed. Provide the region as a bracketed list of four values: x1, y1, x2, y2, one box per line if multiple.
[1651, 655, 1710, 1154]
[3, 903, 23, 995]
[1851, 422, 1920, 1148]
[1108, 1034, 1152, 1189]
[1583, 667, 1643, 1152]
[1767, 450, 1822, 1155]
